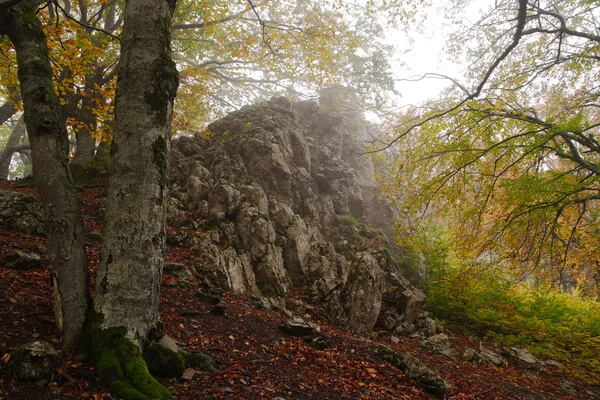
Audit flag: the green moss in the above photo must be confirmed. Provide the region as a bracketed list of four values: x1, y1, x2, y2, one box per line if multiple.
[185, 352, 217, 372]
[143, 343, 186, 378]
[152, 136, 168, 187]
[92, 327, 172, 400]
[144, 53, 178, 126]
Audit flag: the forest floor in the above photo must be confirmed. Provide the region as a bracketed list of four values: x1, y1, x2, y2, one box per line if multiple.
[0, 179, 599, 400]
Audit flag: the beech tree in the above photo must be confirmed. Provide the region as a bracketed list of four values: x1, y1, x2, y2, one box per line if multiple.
[0, 0, 183, 397]
[380, 0, 600, 293]
[0, 0, 91, 347]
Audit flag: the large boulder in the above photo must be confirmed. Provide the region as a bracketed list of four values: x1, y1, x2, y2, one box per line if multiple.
[383, 274, 427, 324]
[320, 253, 386, 333]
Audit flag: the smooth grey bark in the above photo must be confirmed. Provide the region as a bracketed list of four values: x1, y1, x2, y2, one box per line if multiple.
[71, 95, 97, 165]
[0, 116, 26, 179]
[0, 0, 90, 348]
[93, 0, 179, 343]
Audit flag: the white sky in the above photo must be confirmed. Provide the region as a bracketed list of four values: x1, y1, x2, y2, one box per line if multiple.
[387, 0, 494, 107]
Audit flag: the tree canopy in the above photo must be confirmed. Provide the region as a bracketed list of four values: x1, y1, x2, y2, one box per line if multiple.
[378, 0, 600, 295]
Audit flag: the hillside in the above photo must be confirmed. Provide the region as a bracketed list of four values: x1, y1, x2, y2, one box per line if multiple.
[1, 97, 599, 399]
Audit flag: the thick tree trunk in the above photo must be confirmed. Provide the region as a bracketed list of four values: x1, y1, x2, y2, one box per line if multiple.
[0, 116, 26, 179]
[94, 0, 178, 343]
[0, 0, 90, 348]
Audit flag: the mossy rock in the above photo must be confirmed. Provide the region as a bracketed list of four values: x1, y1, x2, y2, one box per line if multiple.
[184, 352, 217, 373]
[143, 342, 186, 378]
[93, 327, 172, 400]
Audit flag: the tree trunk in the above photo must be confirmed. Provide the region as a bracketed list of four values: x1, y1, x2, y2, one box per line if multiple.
[0, 116, 26, 179]
[93, 0, 178, 343]
[0, 99, 17, 125]
[0, 88, 20, 125]
[71, 96, 97, 166]
[0, 0, 90, 348]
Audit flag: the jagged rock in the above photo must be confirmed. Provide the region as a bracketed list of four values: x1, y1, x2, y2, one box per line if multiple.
[191, 230, 260, 295]
[286, 298, 307, 315]
[167, 97, 421, 333]
[462, 347, 481, 363]
[8, 341, 58, 383]
[420, 334, 458, 362]
[279, 317, 320, 337]
[540, 359, 562, 368]
[1, 250, 42, 270]
[166, 229, 189, 247]
[383, 274, 426, 325]
[253, 296, 287, 313]
[0, 190, 44, 235]
[478, 345, 507, 367]
[416, 317, 443, 337]
[320, 253, 385, 333]
[375, 345, 451, 397]
[502, 347, 539, 364]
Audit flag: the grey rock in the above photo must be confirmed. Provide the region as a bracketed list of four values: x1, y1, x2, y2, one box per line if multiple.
[504, 347, 539, 364]
[420, 334, 458, 362]
[0, 190, 44, 235]
[462, 347, 481, 363]
[286, 297, 307, 315]
[321, 253, 385, 333]
[254, 296, 287, 313]
[540, 359, 562, 368]
[375, 345, 451, 396]
[383, 275, 426, 324]
[478, 345, 507, 367]
[279, 317, 320, 337]
[166, 97, 423, 333]
[8, 341, 58, 383]
[416, 317, 442, 337]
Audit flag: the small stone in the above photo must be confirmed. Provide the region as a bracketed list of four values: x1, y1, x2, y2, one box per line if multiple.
[181, 368, 195, 381]
[302, 335, 330, 350]
[541, 359, 562, 368]
[478, 345, 506, 367]
[8, 341, 58, 382]
[279, 317, 320, 337]
[420, 334, 458, 362]
[390, 336, 400, 344]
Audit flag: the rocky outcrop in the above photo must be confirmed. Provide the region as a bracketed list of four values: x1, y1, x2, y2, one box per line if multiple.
[167, 96, 410, 333]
